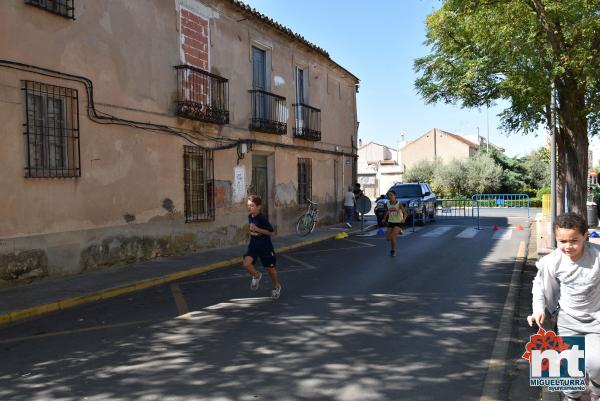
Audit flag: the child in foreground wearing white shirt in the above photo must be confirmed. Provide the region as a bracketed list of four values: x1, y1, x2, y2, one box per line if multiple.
[527, 212, 600, 401]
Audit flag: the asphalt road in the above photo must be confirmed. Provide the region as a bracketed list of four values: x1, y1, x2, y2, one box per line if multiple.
[0, 210, 531, 401]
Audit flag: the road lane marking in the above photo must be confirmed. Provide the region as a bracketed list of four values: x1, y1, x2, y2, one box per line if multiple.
[343, 238, 377, 247]
[288, 238, 375, 254]
[456, 227, 479, 238]
[0, 318, 161, 345]
[492, 228, 513, 240]
[421, 226, 454, 237]
[356, 230, 379, 237]
[480, 240, 527, 401]
[280, 254, 319, 270]
[170, 283, 189, 316]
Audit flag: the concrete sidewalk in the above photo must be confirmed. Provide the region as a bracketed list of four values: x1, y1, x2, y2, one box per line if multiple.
[0, 221, 376, 327]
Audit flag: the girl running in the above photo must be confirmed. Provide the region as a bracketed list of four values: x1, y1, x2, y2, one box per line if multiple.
[383, 190, 407, 257]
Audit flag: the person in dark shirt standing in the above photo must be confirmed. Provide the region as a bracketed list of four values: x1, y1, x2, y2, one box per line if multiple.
[353, 182, 363, 221]
[242, 195, 281, 300]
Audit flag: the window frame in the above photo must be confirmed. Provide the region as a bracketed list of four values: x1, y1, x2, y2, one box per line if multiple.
[294, 66, 308, 131]
[297, 158, 312, 205]
[22, 80, 80, 178]
[252, 46, 268, 91]
[183, 146, 215, 222]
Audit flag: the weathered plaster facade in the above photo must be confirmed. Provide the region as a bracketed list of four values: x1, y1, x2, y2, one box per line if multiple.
[0, 0, 358, 283]
[400, 128, 479, 170]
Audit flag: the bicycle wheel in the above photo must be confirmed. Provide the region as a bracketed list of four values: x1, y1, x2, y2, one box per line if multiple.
[308, 213, 317, 233]
[296, 214, 313, 236]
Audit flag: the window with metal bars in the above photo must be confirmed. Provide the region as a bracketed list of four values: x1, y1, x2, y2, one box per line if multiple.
[184, 146, 215, 222]
[22, 81, 80, 178]
[297, 158, 312, 205]
[24, 0, 74, 19]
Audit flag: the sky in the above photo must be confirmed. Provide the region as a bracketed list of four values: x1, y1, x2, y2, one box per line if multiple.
[243, 0, 548, 157]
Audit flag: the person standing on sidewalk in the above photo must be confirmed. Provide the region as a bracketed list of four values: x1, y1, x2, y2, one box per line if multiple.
[353, 182, 363, 221]
[382, 190, 407, 257]
[242, 195, 282, 300]
[527, 212, 600, 401]
[343, 186, 355, 228]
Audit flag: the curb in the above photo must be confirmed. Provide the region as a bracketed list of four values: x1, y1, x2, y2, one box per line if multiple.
[0, 232, 340, 327]
[480, 219, 533, 401]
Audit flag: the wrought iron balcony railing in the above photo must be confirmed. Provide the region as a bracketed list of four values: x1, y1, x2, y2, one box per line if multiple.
[25, 0, 74, 19]
[174, 65, 229, 124]
[249, 89, 287, 135]
[293, 103, 321, 141]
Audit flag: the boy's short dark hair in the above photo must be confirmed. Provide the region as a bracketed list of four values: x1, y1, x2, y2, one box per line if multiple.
[248, 195, 262, 206]
[387, 190, 397, 196]
[553, 212, 588, 235]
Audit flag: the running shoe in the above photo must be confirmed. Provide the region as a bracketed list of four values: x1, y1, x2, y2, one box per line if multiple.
[271, 284, 282, 300]
[250, 272, 262, 290]
[390, 250, 396, 257]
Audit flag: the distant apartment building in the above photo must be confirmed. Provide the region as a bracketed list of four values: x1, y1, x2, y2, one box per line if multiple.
[357, 141, 402, 200]
[0, 0, 359, 282]
[357, 129, 481, 198]
[400, 128, 479, 171]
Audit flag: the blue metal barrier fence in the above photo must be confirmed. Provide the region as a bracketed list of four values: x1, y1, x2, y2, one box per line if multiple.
[436, 198, 469, 218]
[471, 194, 531, 229]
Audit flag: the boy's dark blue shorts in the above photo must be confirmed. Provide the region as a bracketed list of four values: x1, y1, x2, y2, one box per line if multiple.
[244, 248, 276, 268]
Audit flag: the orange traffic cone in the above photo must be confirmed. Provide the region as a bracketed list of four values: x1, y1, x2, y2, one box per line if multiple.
[516, 225, 524, 231]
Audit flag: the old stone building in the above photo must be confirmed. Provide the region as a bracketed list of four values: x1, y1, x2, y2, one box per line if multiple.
[0, 0, 359, 282]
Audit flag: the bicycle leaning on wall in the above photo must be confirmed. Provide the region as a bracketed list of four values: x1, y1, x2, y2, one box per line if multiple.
[296, 199, 319, 236]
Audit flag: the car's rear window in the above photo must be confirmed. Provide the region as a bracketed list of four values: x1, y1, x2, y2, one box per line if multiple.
[390, 185, 422, 198]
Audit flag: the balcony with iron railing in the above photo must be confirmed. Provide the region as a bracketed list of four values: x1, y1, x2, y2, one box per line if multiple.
[249, 89, 288, 135]
[174, 65, 229, 125]
[293, 103, 321, 141]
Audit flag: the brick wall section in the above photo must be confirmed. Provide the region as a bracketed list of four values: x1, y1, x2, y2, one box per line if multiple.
[180, 8, 209, 70]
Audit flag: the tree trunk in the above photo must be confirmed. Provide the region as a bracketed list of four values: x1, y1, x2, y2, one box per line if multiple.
[557, 75, 588, 220]
[532, 1, 589, 221]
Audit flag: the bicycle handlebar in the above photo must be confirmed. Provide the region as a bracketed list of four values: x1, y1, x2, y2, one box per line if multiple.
[306, 198, 319, 206]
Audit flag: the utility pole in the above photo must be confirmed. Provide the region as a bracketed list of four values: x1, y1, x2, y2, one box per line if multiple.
[486, 104, 490, 153]
[550, 83, 557, 249]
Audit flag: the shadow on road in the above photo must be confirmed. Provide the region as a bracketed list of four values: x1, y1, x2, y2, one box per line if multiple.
[0, 213, 535, 401]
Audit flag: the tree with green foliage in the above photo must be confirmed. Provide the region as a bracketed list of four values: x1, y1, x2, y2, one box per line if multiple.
[432, 158, 468, 196]
[466, 154, 503, 194]
[402, 159, 436, 183]
[524, 148, 551, 189]
[414, 0, 600, 218]
[482, 146, 529, 193]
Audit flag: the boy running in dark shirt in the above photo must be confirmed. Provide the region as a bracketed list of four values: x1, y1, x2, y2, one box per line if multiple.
[242, 195, 282, 300]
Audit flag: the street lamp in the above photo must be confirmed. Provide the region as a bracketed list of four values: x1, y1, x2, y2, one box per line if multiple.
[550, 83, 558, 249]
